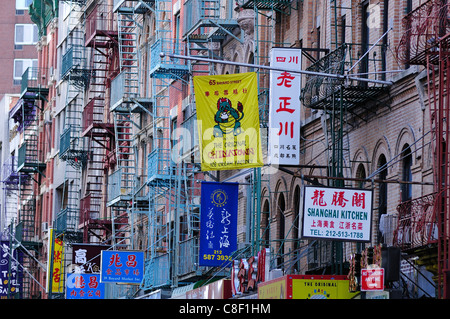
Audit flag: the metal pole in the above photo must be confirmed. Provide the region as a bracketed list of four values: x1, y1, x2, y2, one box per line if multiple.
[161, 53, 394, 86]
[347, 27, 393, 73]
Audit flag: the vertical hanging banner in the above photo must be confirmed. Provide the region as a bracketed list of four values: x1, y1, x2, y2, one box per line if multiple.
[193, 72, 263, 171]
[100, 250, 144, 284]
[269, 48, 302, 166]
[66, 273, 105, 299]
[46, 228, 65, 293]
[0, 241, 23, 298]
[199, 182, 238, 267]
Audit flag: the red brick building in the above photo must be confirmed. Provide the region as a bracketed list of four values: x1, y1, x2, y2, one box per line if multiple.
[0, 0, 38, 99]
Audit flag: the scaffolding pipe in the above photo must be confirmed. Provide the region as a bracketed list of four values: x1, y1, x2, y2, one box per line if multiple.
[161, 53, 394, 86]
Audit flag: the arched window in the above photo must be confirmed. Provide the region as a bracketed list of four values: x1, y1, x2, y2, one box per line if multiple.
[247, 52, 254, 72]
[277, 193, 286, 267]
[355, 163, 366, 188]
[377, 154, 388, 244]
[261, 199, 270, 247]
[401, 144, 412, 202]
[292, 185, 301, 272]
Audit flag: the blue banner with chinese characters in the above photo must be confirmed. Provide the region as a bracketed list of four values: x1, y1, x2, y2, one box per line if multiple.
[100, 250, 144, 284]
[199, 182, 238, 267]
[0, 241, 23, 298]
[66, 274, 105, 299]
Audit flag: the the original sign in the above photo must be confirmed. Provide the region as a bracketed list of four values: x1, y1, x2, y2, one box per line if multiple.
[302, 186, 373, 242]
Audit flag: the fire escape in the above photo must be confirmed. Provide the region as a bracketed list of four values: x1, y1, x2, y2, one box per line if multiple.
[109, 0, 153, 254]
[80, 1, 117, 244]
[396, 0, 450, 299]
[236, 0, 296, 268]
[173, 0, 242, 286]
[9, 67, 48, 298]
[143, 0, 192, 290]
[57, 0, 90, 244]
[300, 0, 390, 274]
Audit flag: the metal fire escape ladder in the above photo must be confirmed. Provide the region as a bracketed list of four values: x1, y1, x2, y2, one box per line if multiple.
[395, 0, 450, 299]
[108, 2, 149, 252]
[81, 1, 117, 243]
[10, 65, 49, 298]
[58, 2, 90, 243]
[236, 0, 292, 266]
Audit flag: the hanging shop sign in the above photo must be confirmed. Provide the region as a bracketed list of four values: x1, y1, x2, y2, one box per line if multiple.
[0, 241, 23, 298]
[193, 72, 263, 171]
[186, 279, 232, 299]
[199, 181, 238, 267]
[100, 250, 144, 284]
[46, 228, 65, 293]
[71, 244, 109, 274]
[231, 248, 270, 296]
[302, 186, 373, 242]
[66, 273, 105, 299]
[268, 47, 302, 166]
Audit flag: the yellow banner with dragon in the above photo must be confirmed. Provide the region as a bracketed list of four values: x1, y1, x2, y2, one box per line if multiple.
[193, 72, 263, 171]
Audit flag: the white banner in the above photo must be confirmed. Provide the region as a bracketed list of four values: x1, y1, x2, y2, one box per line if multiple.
[302, 186, 373, 242]
[269, 48, 302, 166]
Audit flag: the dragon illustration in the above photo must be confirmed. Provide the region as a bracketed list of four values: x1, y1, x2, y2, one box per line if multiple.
[213, 97, 244, 137]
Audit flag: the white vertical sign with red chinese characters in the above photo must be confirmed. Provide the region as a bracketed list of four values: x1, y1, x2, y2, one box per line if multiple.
[269, 48, 302, 166]
[302, 186, 373, 242]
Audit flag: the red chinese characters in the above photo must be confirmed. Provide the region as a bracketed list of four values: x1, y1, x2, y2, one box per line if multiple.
[310, 190, 367, 209]
[269, 48, 301, 165]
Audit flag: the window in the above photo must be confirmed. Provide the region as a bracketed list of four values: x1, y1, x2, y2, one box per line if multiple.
[360, 1, 370, 84]
[16, 0, 33, 10]
[401, 145, 412, 202]
[377, 154, 388, 243]
[276, 193, 286, 267]
[14, 59, 38, 80]
[261, 200, 270, 247]
[15, 24, 38, 45]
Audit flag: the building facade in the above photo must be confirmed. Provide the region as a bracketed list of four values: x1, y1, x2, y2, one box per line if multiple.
[0, 0, 445, 299]
[0, 0, 39, 99]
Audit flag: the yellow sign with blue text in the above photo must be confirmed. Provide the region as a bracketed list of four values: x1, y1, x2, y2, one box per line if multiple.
[193, 72, 263, 171]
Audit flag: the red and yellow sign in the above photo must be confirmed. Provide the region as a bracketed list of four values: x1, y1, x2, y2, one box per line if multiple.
[193, 72, 263, 171]
[47, 228, 64, 293]
[258, 275, 358, 299]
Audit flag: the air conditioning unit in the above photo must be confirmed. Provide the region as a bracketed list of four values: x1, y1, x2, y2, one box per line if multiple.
[42, 222, 49, 233]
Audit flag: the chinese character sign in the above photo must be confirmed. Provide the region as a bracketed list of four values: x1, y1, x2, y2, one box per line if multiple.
[72, 244, 109, 274]
[46, 228, 64, 293]
[302, 186, 373, 242]
[193, 72, 263, 171]
[269, 48, 302, 166]
[66, 274, 105, 299]
[0, 241, 23, 298]
[199, 182, 238, 267]
[100, 250, 144, 284]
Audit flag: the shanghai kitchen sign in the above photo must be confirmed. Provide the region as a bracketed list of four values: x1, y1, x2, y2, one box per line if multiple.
[302, 186, 373, 242]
